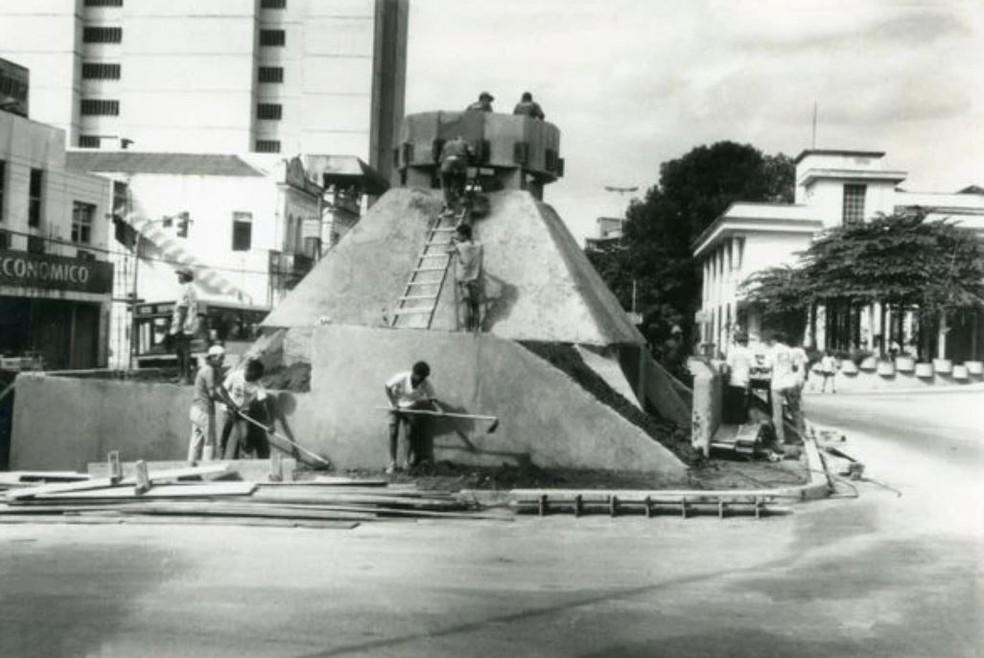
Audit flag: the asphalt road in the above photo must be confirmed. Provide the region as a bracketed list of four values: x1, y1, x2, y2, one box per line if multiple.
[1, 390, 981, 657]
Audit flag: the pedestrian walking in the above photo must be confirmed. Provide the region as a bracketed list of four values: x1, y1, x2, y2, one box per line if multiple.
[819, 350, 838, 393]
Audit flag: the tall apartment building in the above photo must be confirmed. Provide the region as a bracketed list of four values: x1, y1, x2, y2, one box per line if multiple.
[0, 0, 408, 181]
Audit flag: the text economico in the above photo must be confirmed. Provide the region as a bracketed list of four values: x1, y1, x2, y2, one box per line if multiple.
[0, 255, 91, 284]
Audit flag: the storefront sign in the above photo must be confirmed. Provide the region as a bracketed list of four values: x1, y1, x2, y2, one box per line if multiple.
[0, 249, 113, 294]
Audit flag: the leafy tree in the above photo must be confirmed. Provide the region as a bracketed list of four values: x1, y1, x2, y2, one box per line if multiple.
[586, 141, 796, 360]
[741, 210, 984, 356]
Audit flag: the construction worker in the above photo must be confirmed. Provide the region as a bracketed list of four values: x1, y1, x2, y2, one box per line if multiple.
[466, 91, 494, 112]
[512, 91, 545, 119]
[448, 223, 484, 332]
[723, 332, 752, 423]
[170, 267, 199, 384]
[187, 344, 225, 464]
[219, 358, 272, 459]
[384, 361, 445, 473]
[439, 135, 473, 215]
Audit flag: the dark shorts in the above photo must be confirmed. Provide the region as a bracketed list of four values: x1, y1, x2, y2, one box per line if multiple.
[458, 279, 481, 304]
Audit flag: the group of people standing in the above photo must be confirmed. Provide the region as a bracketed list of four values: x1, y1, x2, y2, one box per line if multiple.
[723, 330, 809, 454]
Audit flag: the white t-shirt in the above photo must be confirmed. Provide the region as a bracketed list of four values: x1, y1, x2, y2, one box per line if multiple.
[820, 355, 837, 374]
[450, 240, 483, 283]
[386, 371, 436, 409]
[768, 342, 794, 390]
[726, 344, 752, 388]
[222, 370, 267, 408]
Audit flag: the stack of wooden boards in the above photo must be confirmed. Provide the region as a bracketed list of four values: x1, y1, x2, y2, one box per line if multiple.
[0, 464, 489, 529]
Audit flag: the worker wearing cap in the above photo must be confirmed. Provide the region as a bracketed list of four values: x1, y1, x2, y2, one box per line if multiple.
[187, 344, 225, 463]
[384, 361, 445, 473]
[512, 92, 545, 120]
[170, 267, 199, 384]
[466, 91, 494, 112]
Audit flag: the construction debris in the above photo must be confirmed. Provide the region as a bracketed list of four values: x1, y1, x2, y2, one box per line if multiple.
[0, 460, 488, 527]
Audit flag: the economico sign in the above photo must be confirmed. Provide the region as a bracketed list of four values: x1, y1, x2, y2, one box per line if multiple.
[0, 249, 113, 294]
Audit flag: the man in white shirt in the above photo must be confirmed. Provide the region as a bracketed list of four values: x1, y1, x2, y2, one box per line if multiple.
[170, 268, 199, 384]
[723, 333, 752, 423]
[384, 361, 445, 473]
[766, 332, 807, 449]
[219, 359, 271, 459]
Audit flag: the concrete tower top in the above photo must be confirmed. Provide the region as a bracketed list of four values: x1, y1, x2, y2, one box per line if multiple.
[395, 111, 563, 200]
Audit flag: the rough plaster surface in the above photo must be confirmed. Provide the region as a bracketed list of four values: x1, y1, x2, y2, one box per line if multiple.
[302, 325, 685, 473]
[262, 187, 643, 347]
[574, 345, 641, 409]
[11, 374, 190, 471]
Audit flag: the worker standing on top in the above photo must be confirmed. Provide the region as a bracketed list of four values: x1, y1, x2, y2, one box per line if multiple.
[448, 223, 484, 332]
[439, 135, 473, 216]
[384, 361, 445, 473]
[187, 344, 225, 464]
[170, 267, 199, 384]
[512, 92, 545, 119]
[466, 91, 494, 112]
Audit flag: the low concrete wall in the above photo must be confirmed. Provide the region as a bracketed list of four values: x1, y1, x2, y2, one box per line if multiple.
[10, 327, 689, 476]
[11, 374, 192, 471]
[811, 363, 984, 393]
[688, 358, 721, 458]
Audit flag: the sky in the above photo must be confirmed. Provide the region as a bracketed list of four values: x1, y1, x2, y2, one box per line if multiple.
[404, 0, 984, 245]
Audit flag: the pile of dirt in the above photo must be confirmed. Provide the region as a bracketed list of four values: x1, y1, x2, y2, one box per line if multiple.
[518, 341, 700, 465]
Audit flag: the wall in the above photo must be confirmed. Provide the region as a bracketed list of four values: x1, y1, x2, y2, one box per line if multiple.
[10, 326, 690, 476]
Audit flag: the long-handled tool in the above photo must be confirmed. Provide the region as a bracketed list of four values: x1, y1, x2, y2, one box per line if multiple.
[376, 407, 499, 433]
[235, 410, 331, 468]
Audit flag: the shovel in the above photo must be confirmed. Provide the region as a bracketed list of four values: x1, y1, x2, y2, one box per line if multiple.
[235, 409, 332, 468]
[376, 407, 499, 433]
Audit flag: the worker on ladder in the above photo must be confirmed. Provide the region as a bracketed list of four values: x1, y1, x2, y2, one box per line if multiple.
[448, 223, 484, 332]
[439, 135, 473, 219]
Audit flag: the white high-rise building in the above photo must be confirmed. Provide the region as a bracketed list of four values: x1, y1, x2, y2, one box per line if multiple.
[0, 0, 408, 181]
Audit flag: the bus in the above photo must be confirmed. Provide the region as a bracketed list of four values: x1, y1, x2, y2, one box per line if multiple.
[133, 300, 269, 368]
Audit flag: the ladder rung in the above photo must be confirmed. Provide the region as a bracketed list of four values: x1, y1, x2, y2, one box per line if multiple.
[431, 227, 457, 233]
[419, 253, 449, 259]
[406, 281, 440, 286]
[393, 307, 434, 316]
[413, 266, 447, 273]
[399, 294, 439, 302]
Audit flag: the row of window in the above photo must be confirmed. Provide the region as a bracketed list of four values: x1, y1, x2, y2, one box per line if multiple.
[82, 62, 121, 80]
[0, 161, 96, 249]
[82, 26, 287, 46]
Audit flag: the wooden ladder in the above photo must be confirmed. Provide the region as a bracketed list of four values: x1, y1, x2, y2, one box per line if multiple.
[390, 215, 455, 329]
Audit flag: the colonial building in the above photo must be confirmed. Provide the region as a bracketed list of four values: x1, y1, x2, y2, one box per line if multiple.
[0, 68, 113, 370]
[694, 149, 984, 361]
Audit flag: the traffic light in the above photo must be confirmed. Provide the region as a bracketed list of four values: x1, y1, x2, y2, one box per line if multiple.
[176, 212, 190, 237]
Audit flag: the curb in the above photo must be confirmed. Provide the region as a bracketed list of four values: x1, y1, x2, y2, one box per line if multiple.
[460, 436, 833, 509]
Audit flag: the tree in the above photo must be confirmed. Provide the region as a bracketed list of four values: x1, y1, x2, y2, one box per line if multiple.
[741, 210, 984, 357]
[586, 141, 796, 358]
[739, 264, 811, 342]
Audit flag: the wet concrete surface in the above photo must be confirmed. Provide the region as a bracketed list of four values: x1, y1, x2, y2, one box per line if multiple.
[1, 390, 981, 657]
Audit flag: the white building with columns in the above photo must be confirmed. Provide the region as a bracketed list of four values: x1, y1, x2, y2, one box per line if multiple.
[694, 149, 984, 361]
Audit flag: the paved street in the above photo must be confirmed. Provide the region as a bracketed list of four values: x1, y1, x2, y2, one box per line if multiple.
[1, 390, 982, 658]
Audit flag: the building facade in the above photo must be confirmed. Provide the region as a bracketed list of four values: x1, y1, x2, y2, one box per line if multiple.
[694, 149, 984, 361]
[0, 0, 408, 182]
[64, 150, 327, 367]
[0, 104, 113, 370]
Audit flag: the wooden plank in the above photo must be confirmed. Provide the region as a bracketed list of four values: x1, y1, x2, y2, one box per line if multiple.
[0, 515, 359, 529]
[6, 464, 233, 501]
[509, 488, 789, 500]
[29, 482, 257, 501]
[0, 471, 90, 486]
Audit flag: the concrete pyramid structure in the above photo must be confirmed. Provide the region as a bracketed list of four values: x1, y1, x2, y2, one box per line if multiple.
[251, 186, 691, 474]
[264, 188, 641, 346]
